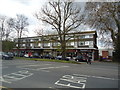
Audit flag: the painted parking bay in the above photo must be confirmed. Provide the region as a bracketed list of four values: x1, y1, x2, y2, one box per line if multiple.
[54, 74, 118, 88]
[55, 74, 87, 89]
[0, 70, 33, 83]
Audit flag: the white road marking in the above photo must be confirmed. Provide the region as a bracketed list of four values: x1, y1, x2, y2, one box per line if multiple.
[2, 70, 33, 83]
[0, 76, 11, 83]
[73, 74, 119, 80]
[18, 65, 69, 71]
[37, 66, 69, 70]
[55, 74, 87, 89]
[40, 70, 50, 72]
[18, 64, 51, 68]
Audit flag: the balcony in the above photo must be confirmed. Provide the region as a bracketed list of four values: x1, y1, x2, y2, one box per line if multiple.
[33, 46, 41, 48]
[78, 45, 89, 48]
[66, 46, 74, 48]
[43, 46, 50, 48]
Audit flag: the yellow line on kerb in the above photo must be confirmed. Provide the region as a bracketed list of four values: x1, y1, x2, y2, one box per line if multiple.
[0, 86, 7, 88]
[0, 86, 13, 90]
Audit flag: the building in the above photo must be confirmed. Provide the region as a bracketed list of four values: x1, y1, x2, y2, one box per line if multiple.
[99, 48, 114, 59]
[13, 31, 99, 60]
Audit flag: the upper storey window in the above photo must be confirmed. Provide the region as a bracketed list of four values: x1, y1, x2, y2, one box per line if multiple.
[79, 35, 85, 39]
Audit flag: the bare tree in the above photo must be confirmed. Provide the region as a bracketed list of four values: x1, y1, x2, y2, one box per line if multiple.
[0, 15, 14, 41]
[0, 15, 7, 41]
[85, 2, 120, 61]
[11, 14, 29, 39]
[35, 0, 84, 59]
[34, 27, 44, 36]
[9, 14, 29, 53]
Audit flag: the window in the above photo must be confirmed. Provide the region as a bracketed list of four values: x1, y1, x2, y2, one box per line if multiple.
[30, 44, 33, 47]
[79, 35, 85, 39]
[34, 43, 39, 47]
[16, 44, 18, 47]
[44, 43, 50, 47]
[34, 39, 39, 42]
[38, 43, 41, 46]
[89, 41, 93, 45]
[79, 41, 85, 46]
[22, 44, 25, 47]
[14, 39, 18, 42]
[67, 42, 74, 46]
[85, 35, 89, 38]
[89, 35, 93, 38]
[85, 41, 89, 45]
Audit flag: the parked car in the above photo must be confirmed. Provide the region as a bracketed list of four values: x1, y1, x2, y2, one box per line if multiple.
[24, 54, 29, 58]
[56, 56, 62, 60]
[42, 54, 55, 59]
[55, 56, 69, 61]
[19, 53, 25, 57]
[0, 52, 13, 60]
[32, 53, 40, 58]
[75, 55, 87, 62]
[7, 52, 14, 59]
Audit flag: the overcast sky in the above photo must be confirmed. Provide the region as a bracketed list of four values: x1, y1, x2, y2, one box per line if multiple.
[0, 0, 48, 37]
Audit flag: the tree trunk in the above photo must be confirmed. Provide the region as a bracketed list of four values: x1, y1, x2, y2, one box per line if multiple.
[61, 41, 66, 60]
[113, 29, 120, 62]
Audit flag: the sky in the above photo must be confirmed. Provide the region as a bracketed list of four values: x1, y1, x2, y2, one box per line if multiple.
[0, 0, 47, 37]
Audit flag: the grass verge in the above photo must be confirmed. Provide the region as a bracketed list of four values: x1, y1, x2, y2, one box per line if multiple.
[15, 57, 81, 64]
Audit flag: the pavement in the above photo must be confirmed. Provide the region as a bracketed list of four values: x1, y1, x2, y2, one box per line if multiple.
[1, 59, 119, 89]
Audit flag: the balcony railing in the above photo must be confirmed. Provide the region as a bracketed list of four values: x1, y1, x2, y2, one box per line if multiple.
[78, 45, 89, 48]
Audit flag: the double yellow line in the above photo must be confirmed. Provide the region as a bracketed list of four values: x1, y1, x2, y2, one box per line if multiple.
[0, 86, 7, 88]
[0, 86, 13, 90]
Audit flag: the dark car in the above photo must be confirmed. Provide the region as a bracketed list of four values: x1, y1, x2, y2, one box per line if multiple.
[32, 53, 40, 58]
[0, 52, 13, 60]
[55, 56, 69, 61]
[75, 55, 87, 62]
[42, 54, 55, 59]
[7, 52, 14, 59]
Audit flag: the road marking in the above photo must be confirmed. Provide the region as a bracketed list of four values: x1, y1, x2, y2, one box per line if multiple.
[0, 86, 7, 88]
[2, 70, 33, 83]
[18, 64, 51, 68]
[37, 66, 69, 70]
[55, 74, 87, 89]
[0, 76, 11, 83]
[40, 70, 50, 72]
[73, 74, 119, 80]
[18, 65, 69, 71]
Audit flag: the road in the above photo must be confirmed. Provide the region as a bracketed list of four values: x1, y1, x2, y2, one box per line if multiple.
[1, 59, 119, 89]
